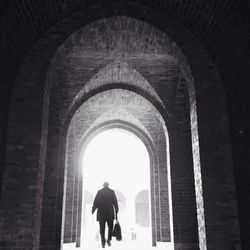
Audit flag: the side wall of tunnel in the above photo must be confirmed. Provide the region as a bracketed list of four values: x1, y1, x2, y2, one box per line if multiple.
[63, 91, 171, 246]
[0, 4, 240, 250]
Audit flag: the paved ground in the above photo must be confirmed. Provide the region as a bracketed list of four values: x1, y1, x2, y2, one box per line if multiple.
[63, 226, 174, 250]
[63, 239, 174, 250]
[63, 241, 173, 250]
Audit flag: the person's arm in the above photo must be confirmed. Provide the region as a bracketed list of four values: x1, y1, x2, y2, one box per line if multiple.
[92, 191, 99, 214]
[113, 190, 119, 215]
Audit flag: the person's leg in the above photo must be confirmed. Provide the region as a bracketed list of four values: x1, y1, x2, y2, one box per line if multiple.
[99, 221, 106, 248]
[107, 220, 114, 245]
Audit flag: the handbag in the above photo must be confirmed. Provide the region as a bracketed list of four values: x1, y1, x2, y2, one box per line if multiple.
[112, 213, 122, 241]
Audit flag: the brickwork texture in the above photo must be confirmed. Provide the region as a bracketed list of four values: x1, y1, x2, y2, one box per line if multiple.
[0, 2, 248, 250]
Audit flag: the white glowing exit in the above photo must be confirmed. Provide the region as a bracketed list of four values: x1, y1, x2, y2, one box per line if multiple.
[80, 128, 152, 246]
[81, 128, 150, 195]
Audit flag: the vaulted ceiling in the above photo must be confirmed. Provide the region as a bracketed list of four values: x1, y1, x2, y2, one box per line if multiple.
[0, 1, 249, 247]
[0, 0, 249, 144]
[0, 0, 248, 53]
[0, 1, 249, 99]
[0, 1, 249, 87]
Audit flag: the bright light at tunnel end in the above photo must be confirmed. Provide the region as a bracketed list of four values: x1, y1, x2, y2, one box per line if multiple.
[81, 128, 150, 195]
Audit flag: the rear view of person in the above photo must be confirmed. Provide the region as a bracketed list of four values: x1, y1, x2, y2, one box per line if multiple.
[92, 182, 119, 248]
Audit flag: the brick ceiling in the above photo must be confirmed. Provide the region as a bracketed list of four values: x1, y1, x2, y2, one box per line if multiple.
[0, 0, 249, 104]
[70, 88, 163, 143]
[0, 1, 249, 247]
[0, 0, 248, 53]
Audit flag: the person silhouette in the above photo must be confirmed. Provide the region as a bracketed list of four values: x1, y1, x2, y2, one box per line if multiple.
[92, 182, 119, 248]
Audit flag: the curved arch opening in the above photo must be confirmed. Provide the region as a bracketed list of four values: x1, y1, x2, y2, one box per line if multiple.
[79, 128, 154, 249]
[62, 86, 175, 249]
[0, 2, 239, 250]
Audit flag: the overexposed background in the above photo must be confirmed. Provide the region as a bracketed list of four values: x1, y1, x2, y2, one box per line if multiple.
[63, 128, 173, 250]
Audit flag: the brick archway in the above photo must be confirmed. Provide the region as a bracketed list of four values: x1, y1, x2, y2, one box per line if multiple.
[76, 121, 159, 247]
[64, 86, 173, 247]
[0, 3, 240, 250]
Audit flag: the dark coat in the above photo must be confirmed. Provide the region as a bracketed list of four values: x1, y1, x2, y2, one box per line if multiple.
[92, 187, 119, 221]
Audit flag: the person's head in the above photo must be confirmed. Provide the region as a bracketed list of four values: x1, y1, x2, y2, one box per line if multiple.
[103, 181, 109, 188]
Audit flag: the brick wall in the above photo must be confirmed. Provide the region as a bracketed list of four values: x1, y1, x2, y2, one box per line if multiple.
[0, 9, 242, 250]
[170, 72, 199, 249]
[0, 3, 249, 247]
[63, 89, 171, 244]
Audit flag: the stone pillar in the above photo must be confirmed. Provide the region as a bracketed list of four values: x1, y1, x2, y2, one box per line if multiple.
[0, 52, 49, 249]
[170, 75, 199, 249]
[183, 43, 241, 249]
[76, 177, 83, 247]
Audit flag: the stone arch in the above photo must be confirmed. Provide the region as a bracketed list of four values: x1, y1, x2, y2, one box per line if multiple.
[0, 3, 239, 250]
[68, 60, 166, 111]
[79, 120, 155, 156]
[135, 190, 150, 227]
[67, 85, 171, 246]
[77, 121, 158, 245]
[53, 16, 203, 247]
[75, 121, 159, 247]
